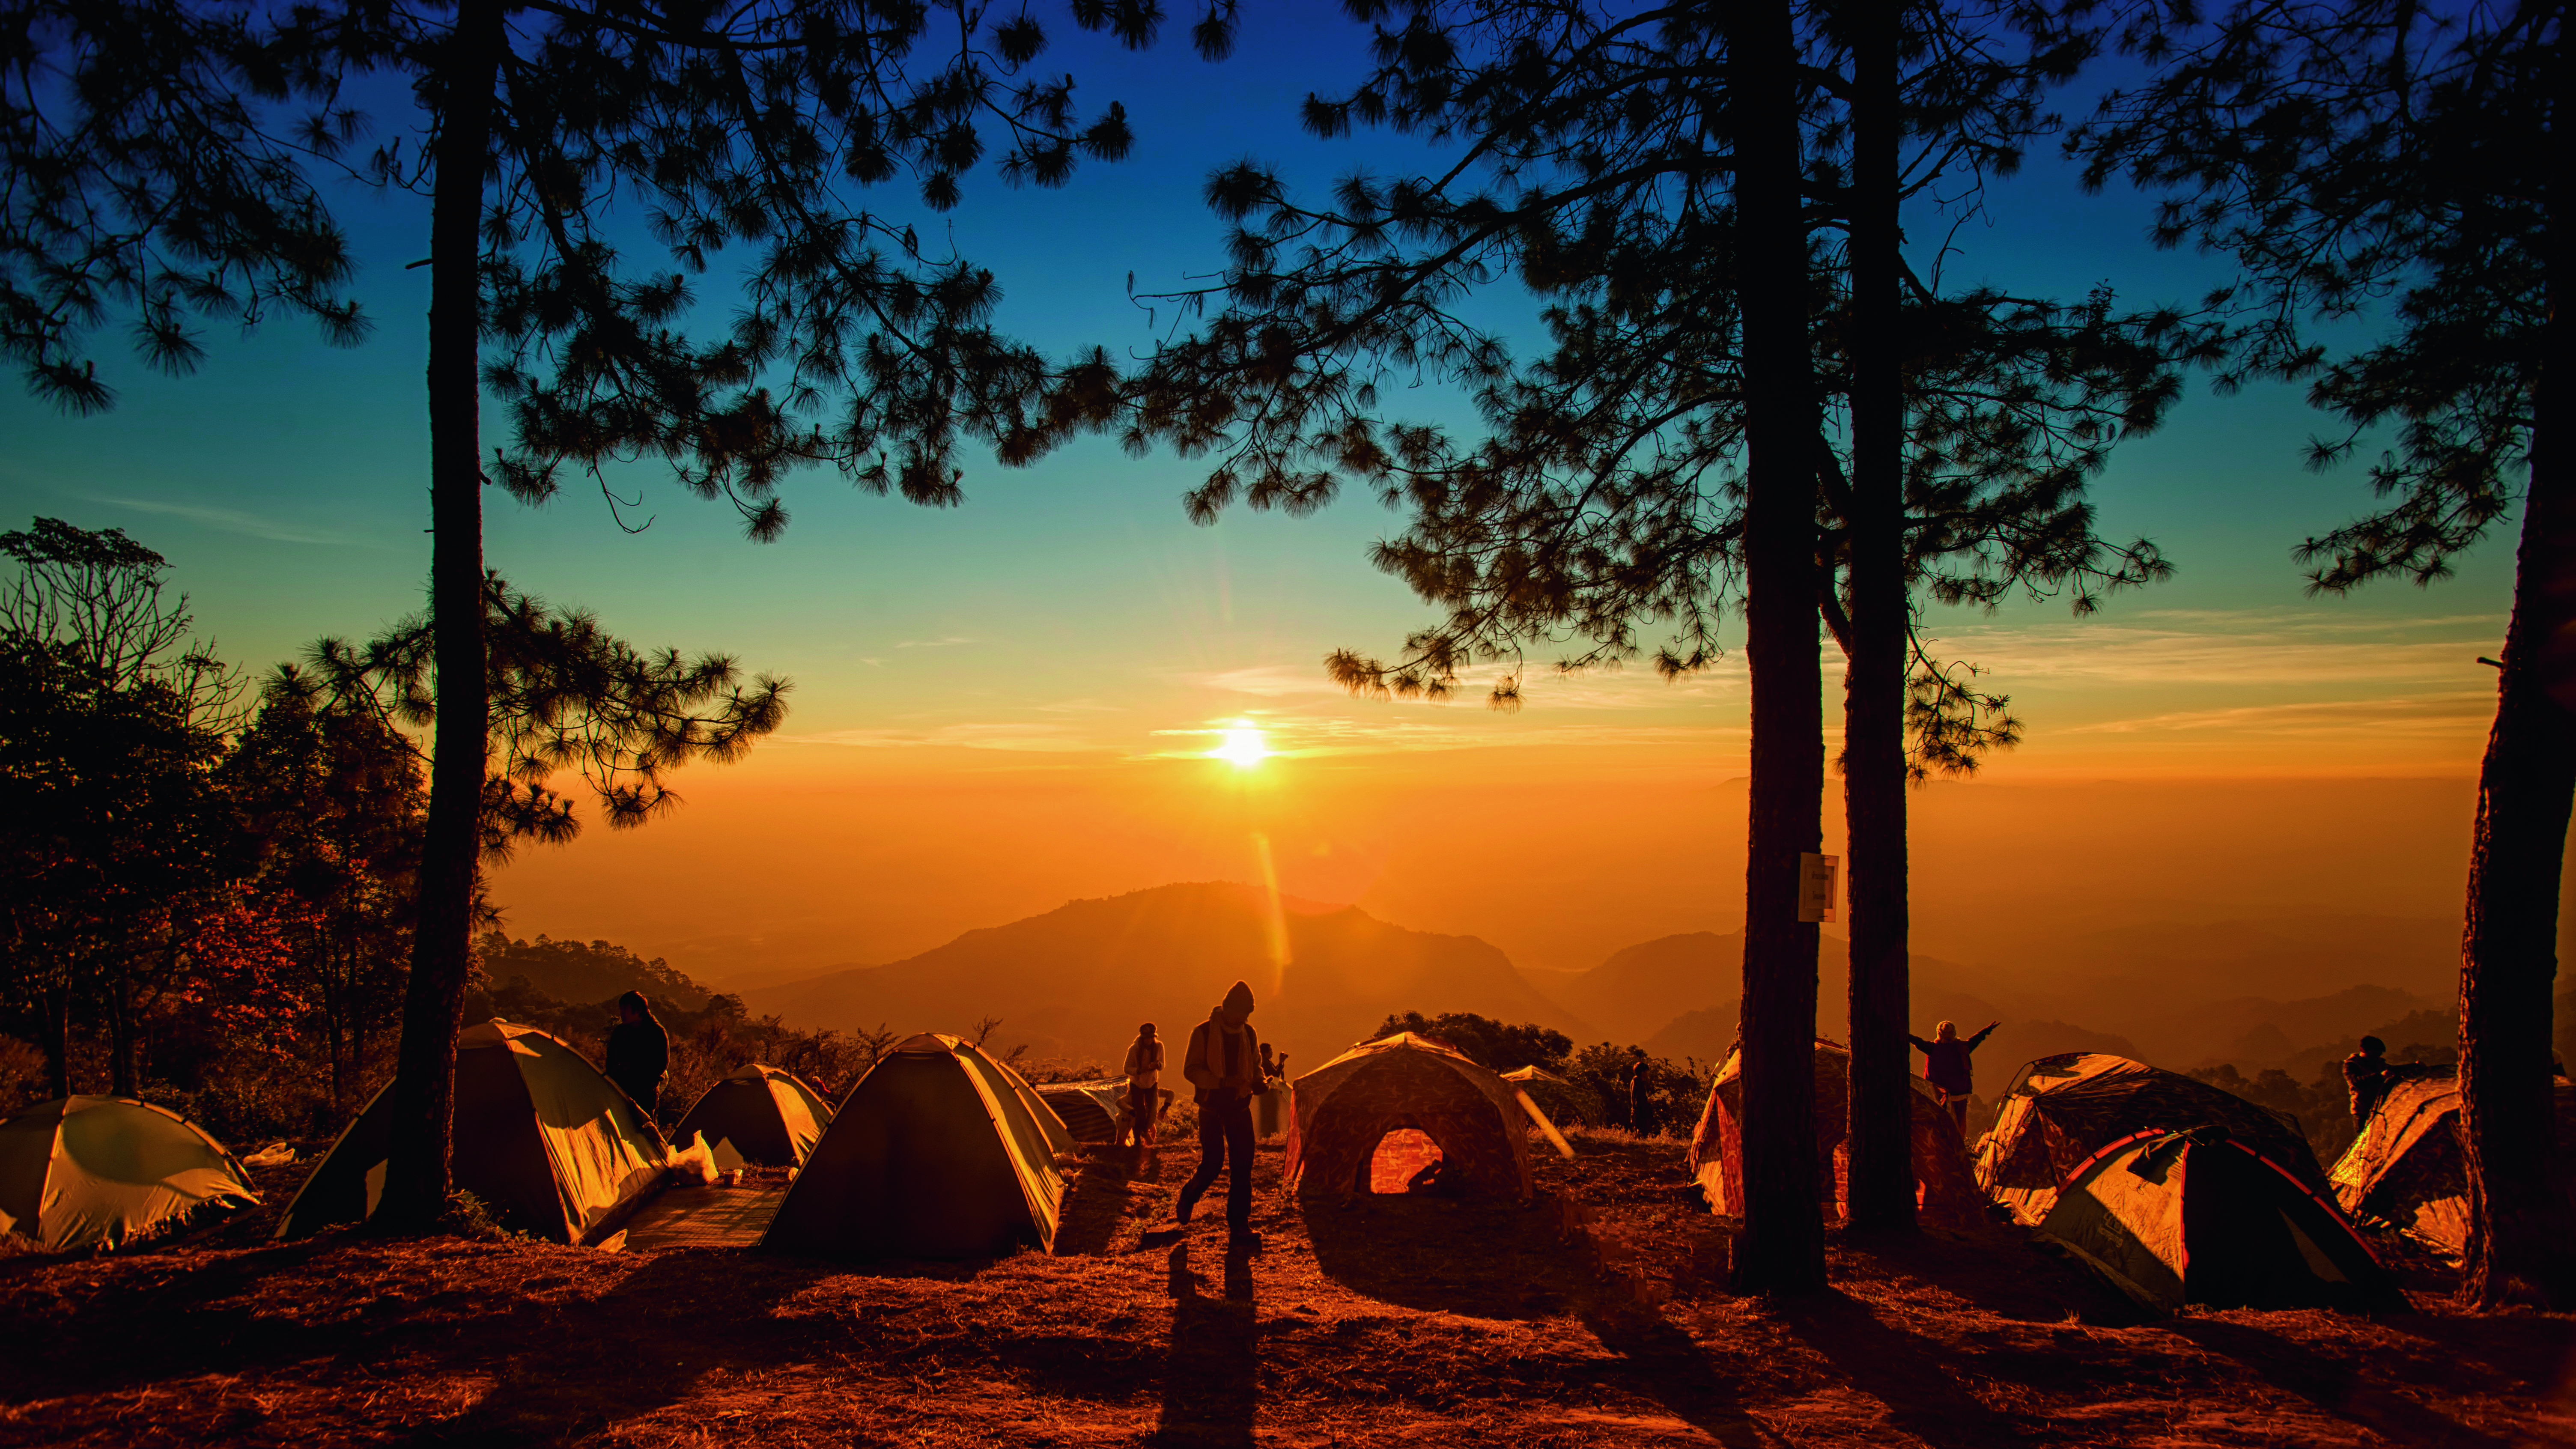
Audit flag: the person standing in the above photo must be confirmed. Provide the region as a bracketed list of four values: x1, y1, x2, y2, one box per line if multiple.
[1625, 1052, 1656, 1136]
[1909, 1019, 2000, 1135]
[1122, 1023, 1165, 1149]
[1175, 980, 1264, 1248]
[2343, 1035, 2394, 1127]
[605, 990, 670, 1119]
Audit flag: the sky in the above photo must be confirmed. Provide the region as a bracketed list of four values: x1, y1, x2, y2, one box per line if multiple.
[0, 8, 2527, 984]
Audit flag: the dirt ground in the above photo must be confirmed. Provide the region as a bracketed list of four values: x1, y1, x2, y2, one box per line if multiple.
[0, 1130, 2570, 1447]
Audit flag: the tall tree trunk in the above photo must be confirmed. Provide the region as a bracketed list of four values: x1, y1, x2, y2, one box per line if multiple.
[2460, 40, 2576, 1304]
[1842, 0, 1914, 1236]
[374, 0, 502, 1232]
[1729, 0, 1829, 1294]
[40, 984, 69, 1099]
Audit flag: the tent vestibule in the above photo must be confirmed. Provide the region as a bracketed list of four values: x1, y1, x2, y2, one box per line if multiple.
[1283, 1033, 1536, 1200]
[673, 1063, 834, 1170]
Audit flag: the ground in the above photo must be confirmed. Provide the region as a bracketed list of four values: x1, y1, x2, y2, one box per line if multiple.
[0, 1131, 2569, 1447]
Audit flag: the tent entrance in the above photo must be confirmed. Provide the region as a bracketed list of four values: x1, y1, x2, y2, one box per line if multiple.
[1366, 1128, 1444, 1194]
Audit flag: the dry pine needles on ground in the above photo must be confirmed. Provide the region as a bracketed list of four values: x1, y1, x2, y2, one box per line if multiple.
[0, 1130, 2568, 1447]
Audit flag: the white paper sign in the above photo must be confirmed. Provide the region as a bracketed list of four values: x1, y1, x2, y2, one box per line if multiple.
[1798, 852, 1840, 924]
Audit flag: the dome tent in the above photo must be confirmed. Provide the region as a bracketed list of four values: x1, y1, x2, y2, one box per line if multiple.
[1688, 1039, 1982, 1226]
[1034, 1079, 1129, 1145]
[762, 1032, 1075, 1260]
[276, 1019, 669, 1244]
[0, 1096, 259, 1252]
[673, 1063, 835, 1169]
[1976, 1052, 2324, 1226]
[2329, 1069, 2576, 1262]
[1283, 1033, 1541, 1200]
[2039, 1125, 2397, 1313]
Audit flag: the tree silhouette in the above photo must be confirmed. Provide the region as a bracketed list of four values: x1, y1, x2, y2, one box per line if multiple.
[8, 0, 1237, 1227]
[2074, 0, 2571, 1309]
[0, 519, 242, 1096]
[1128, 0, 2202, 1281]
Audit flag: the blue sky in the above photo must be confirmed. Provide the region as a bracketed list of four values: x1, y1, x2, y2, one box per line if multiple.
[0, 4, 2514, 785]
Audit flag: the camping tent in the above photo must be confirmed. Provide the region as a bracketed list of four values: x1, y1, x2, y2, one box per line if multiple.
[763, 1032, 1074, 1259]
[1977, 1052, 2323, 1226]
[1283, 1032, 1536, 1199]
[1687, 1039, 1983, 1227]
[673, 1063, 835, 1169]
[1035, 1079, 1128, 1145]
[2329, 1069, 2576, 1261]
[2038, 1126, 2397, 1313]
[0, 1096, 259, 1252]
[1502, 1065, 1598, 1128]
[276, 1019, 670, 1244]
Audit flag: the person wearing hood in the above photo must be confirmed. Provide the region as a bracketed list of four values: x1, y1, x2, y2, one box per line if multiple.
[1175, 979, 1265, 1247]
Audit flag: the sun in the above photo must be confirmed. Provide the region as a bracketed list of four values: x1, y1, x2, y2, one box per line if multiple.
[1210, 722, 1271, 768]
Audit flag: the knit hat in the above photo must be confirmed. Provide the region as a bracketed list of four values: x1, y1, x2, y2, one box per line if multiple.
[1221, 980, 1255, 1015]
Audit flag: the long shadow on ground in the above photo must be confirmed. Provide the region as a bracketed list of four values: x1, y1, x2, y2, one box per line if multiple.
[1152, 1241, 1256, 1449]
[1579, 1302, 1776, 1449]
[1836, 1225, 2146, 1326]
[1301, 1193, 1586, 1320]
[1774, 1288, 2038, 1449]
[2163, 1317, 2522, 1449]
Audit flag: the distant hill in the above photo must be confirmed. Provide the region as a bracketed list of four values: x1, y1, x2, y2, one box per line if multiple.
[475, 932, 711, 1012]
[741, 882, 1587, 1072]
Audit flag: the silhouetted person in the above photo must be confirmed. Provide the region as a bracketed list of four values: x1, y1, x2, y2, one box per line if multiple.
[1176, 980, 1264, 1248]
[1123, 1023, 1165, 1149]
[1626, 1052, 1655, 1136]
[2344, 1035, 2393, 1126]
[1254, 1042, 1284, 1137]
[605, 990, 668, 1118]
[1909, 1019, 1999, 1135]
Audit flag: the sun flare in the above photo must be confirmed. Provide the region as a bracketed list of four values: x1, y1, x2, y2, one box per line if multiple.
[1210, 722, 1271, 768]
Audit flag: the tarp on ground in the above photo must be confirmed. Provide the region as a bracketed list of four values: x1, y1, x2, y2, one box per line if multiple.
[2329, 1069, 2576, 1262]
[762, 1032, 1073, 1259]
[2039, 1125, 2398, 1314]
[1035, 1079, 1128, 1145]
[0, 1096, 258, 1252]
[1688, 1039, 1983, 1227]
[673, 1062, 835, 1169]
[276, 1019, 670, 1244]
[1283, 1032, 1534, 1199]
[1977, 1052, 2323, 1226]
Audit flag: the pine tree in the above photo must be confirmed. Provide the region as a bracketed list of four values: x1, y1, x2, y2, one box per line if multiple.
[2073, 0, 2572, 1307]
[1130, 0, 2201, 1279]
[8, 0, 1235, 1228]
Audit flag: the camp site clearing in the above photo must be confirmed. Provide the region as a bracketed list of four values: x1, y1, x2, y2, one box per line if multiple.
[0, 1133, 2567, 1448]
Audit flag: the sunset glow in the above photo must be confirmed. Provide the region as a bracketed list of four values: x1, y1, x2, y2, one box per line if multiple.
[1211, 722, 1272, 768]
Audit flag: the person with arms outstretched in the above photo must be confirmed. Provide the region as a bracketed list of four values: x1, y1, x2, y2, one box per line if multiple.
[1909, 1019, 1999, 1136]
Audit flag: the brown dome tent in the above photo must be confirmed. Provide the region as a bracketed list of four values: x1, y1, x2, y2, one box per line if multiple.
[762, 1032, 1073, 1260]
[2329, 1069, 2576, 1262]
[1977, 1052, 2322, 1226]
[0, 1096, 258, 1252]
[276, 1019, 669, 1244]
[1687, 1039, 1982, 1226]
[673, 1063, 835, 1169]
[2039, 1126, 2397, 1314]
[1283, 1033, 1537, 1200]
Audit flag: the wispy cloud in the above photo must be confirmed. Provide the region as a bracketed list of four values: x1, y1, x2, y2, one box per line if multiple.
[90, 495, 372, 548]
[1139, 714, 1744, 760]
[1925, 611, 2503, 688]
[894, 636, 974, 650]
[1187, 659, 1738, 710]
[781, 721, 1103, 753]
[2061, 690, 2496, 738]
